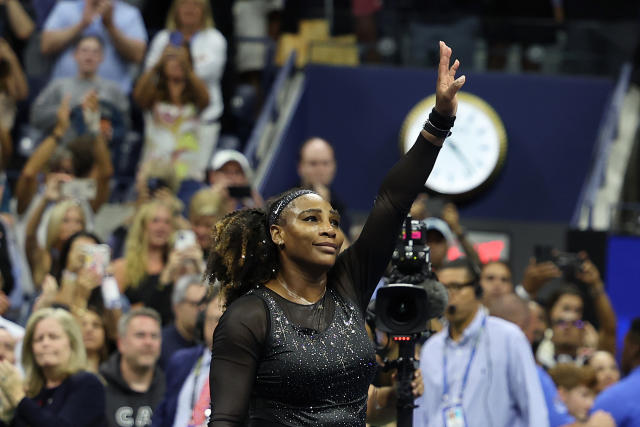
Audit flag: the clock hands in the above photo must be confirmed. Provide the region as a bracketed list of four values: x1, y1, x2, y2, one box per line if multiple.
[447, 140, 475, 176]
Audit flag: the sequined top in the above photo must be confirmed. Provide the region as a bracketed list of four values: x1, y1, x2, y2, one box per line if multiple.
[209, 134, 442, 426]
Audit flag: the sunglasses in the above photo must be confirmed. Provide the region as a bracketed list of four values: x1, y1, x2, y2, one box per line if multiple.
[553, 318, 585, 329]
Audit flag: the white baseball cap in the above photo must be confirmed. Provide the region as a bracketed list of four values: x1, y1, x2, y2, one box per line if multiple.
[208, 150, 252, 179]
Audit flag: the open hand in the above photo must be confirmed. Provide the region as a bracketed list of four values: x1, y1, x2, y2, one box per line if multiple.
[435, 41, 466, 117]
[0, 360, 24, 408]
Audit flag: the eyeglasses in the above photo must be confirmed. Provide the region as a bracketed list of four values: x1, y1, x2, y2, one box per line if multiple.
[182, 299, 204, 308]
[443, 280, 476, 292]
[553, 318, 584, 329]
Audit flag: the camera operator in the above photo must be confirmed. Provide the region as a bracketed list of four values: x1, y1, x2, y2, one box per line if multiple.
[414, 258, 548, 427]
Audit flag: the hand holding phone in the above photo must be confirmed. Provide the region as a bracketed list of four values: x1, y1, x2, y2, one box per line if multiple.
[174, 229, 197, 251]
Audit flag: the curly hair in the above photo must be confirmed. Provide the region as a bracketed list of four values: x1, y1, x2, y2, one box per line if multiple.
[206, 189, 312, 305]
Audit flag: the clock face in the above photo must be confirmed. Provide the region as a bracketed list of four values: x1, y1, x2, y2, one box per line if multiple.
[400, 92, 507, 198]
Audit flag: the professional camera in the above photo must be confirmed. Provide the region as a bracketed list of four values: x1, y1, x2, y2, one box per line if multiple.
[535, 245, 583, 279]
[371, 215, 448, 427]
[375, 216, 447, 336]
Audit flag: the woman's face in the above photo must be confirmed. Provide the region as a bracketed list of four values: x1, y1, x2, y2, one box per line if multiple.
[589, 351, 620, 393]
[146, 206, 173, 248]
[66, 236, 98, 273]
[551, 294, 584, 321]
[32, 317, 72, 371]
[177, 0, 204, 30]
[81, 310, 106, 354]
[191, 214, 217, 250]
[59, 207, 85, 243]
[163, 58, 186, 85]
[272, 194, 344, 271]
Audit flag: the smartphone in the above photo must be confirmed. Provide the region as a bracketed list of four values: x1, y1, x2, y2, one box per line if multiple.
[101, 275, 122, 310]
[534, 245, 554, 263]
[147, 177, 170, 197]
[174, 229, 197, 251]
[62, 178, 97, 200]
[82, 243, 111, 277]
[228, 185, 252, 199]
[169, 31, 184, 46]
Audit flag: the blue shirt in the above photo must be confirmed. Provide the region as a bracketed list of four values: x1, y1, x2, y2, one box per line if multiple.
[537, 365, 575, 427]
[43, 0, 147, 93]
[414, 308, 549, 427]
[592, 366, 640, 427]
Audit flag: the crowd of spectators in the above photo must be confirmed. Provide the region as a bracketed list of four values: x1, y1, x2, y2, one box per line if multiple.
[0, 1, 636, 427]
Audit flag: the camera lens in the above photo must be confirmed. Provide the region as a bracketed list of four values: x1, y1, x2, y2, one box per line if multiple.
[388, 296, 417, 325]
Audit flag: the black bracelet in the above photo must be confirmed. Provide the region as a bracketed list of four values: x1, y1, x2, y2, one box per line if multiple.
[423, 119, 451, 138]
[429, 108, 456, 130]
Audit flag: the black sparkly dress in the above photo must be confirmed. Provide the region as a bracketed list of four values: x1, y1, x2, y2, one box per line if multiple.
[209, 134, 442, 426]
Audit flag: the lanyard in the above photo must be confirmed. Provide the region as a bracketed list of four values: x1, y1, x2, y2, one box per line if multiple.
[442, 314, 487, 403]
[190, 354, 205, 410]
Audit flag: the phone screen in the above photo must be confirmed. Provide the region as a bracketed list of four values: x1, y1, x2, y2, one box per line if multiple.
[228, 185, 252, 199]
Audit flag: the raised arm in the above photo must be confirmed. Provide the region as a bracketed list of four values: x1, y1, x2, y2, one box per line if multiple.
[338, 41, 466, 309]
[132, 66, 160, 111]
[4, 0, 35, 40]
[88, 134, 114, 212]
[41, 4, 94, 55]
[16, 96, 70, 215]
[0, 38, 28, 101]
[99, 1, 146, 64]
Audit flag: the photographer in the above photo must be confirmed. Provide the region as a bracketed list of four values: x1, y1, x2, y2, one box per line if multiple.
[205, 149, 264, 212]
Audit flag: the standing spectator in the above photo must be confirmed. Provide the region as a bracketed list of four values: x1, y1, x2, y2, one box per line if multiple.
[111, 201, 176, 325]
[145, 0, 226, 127]
[205, 149, 263, 212]
[31, 34, 129, 137]
[41, 0, 147, 93]
[414, 259, 548, 427]
[152, 286, 223, 427]
[188, 187, 225, 256]
[158, 274, 206, 369]
[100, 308, 165, 427]
[0, 308, 106, 427]
[134, 45, 212, 184]
[0, 38, 27, 167]
[16, 98, 114, 216]
[591, 317, 640, 426]
[479, 261, 514, 305]
[587, 351, 620, 394]
[297, 137, 351, 235]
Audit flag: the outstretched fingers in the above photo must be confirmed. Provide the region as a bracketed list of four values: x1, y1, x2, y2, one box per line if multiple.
[437, 41, 452, 86]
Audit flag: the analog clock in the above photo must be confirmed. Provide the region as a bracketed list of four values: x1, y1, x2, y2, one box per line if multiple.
[399, 92, 507, 199]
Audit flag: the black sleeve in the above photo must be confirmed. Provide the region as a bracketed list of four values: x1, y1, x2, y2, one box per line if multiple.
[209, 294, 268, 426]
[15, 372, 106, 427]
[332, 134, 441, 312]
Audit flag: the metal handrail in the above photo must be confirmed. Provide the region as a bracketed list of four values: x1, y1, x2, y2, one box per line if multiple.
[571, 63, 632, 228]
[243, 51, 297, 169]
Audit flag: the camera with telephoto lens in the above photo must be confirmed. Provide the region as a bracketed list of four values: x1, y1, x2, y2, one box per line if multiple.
[375, 216, 445, 336]
[534, 245, 583, 279]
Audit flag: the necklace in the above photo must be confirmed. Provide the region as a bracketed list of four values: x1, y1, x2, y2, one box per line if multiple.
[277, 276, 326, 306]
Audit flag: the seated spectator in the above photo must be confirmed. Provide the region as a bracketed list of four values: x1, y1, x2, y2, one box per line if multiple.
[80, 305, 112, 373]
[100, 308, 165, 427]
[41, 0, 147, 93]
[587, 351, 620, 395]
[152, 285, 223, 427]
[549, 364, 598, 424]
[0, 308, 106, 426]
[111, 200, 180, 325]
[206, 149, 263, 212]
[30, 34, 129, 139]
[134, 45, 212, 184]
[480, 260, 514, 306]
[16, 99, 114, 216]
[145, 0, 226, 126]
[0, 38, 28, 166]
[158, 274, 207, 369]
[591, 317, 640, 426]
[188, 187, 226, 256]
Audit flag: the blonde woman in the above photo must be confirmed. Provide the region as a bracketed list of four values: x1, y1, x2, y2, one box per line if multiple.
[24, 173, 86, 288]
[0, 308, 106, 426]
[111, 200, 183, 325]
[188, 187, 226, 255]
